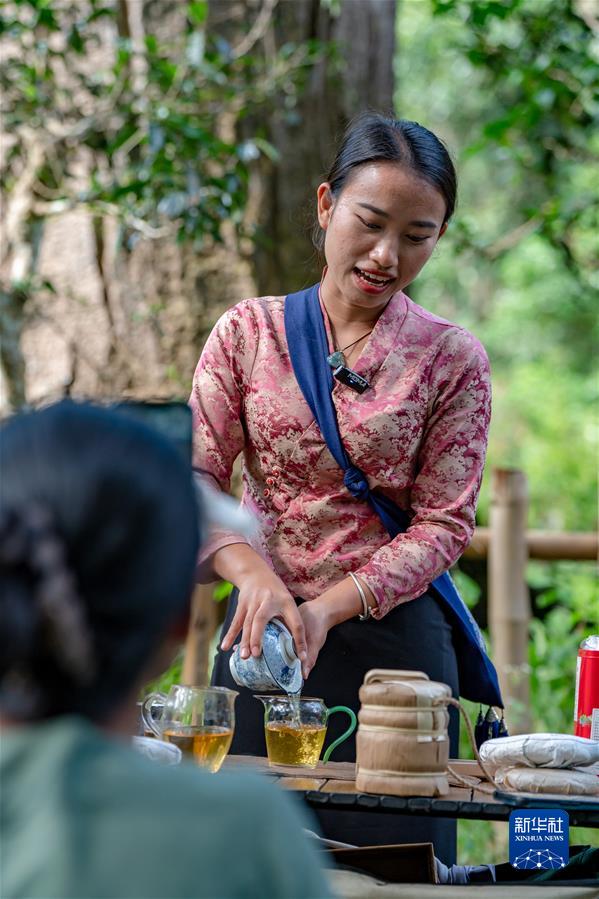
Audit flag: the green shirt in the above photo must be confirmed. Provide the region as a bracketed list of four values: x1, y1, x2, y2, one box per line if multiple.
[1, 718, 332, 899]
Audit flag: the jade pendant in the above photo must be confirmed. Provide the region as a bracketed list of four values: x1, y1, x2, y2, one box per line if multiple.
[327, 350, 345, 369]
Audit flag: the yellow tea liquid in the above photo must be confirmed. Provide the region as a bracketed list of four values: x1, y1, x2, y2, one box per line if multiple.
[163, 726, 233, 772]
[265, 722, 326, 767]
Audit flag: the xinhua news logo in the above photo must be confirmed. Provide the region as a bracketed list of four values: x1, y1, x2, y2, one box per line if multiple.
[509, 810, 569, 870]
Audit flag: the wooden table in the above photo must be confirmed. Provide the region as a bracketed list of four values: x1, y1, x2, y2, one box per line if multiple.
[224, 756, 599, 828]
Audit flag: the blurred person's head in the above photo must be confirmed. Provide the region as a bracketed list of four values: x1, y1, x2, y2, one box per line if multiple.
[0, 400, 200, 729]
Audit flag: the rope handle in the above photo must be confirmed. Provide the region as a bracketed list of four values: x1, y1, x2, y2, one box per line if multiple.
[433, 696, 498, 796]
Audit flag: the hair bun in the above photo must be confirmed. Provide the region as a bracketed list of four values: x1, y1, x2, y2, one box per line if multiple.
[0, 502, 96, 718]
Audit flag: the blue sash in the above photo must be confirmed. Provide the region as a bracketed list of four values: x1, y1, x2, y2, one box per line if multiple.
[284, 283, 503, 708]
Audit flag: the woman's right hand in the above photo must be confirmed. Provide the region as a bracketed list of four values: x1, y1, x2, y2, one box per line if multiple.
[214, 545, 307, 666]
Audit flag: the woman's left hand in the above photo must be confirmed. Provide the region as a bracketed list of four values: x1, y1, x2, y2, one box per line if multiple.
[297, 601, 330, 679]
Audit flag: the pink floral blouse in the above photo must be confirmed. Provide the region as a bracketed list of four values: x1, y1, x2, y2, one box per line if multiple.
[189, 289, 491, 619]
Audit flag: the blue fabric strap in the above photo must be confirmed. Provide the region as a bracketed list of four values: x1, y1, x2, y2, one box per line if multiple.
[284, 283, 503, 708]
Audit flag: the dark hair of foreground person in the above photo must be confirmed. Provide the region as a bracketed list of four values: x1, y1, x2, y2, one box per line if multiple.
[0, 400, 331, 899]
[0, 400, 199, 723]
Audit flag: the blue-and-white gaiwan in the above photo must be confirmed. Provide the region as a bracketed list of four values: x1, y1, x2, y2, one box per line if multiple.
[229, 619, 303, 693]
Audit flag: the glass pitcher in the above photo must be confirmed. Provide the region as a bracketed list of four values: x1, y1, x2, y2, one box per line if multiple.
[142, 685, 237, 772]
[255, 695, 357, 768]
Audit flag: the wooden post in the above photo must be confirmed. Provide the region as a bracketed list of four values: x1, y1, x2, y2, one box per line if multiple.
[489, 469, 532, 733]
[181, 584, 218, 686]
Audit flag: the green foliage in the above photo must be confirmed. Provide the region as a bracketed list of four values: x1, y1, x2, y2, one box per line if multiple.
[397, 0, 598, 533]
[1, 0, 321, 248]
[458, 562, 596, 761]
[213, 580, 233, 602]
[458, 560, 597, 862]
[484, 359, 597, 530]
[141, 649, 183, 698]
[458, 818, 507, 866]
[528, 561, 597, 732]
[451, 566, 481, 609]
[398, 1, 598, 863]
[429, 0, 598, 356]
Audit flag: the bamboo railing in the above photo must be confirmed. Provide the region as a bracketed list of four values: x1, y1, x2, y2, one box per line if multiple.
[465, 527, 597, 561]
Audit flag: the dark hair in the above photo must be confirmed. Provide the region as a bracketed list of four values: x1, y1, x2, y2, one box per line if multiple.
[0, 401, 200, 722]
[314, 111, 457, 251]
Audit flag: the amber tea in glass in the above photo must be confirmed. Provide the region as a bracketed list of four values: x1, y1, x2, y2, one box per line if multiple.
[256, 695, 357, 768]
[142, 686, 237, 772]
[265, 722, 327, 767]
[163, 725, 233, 772]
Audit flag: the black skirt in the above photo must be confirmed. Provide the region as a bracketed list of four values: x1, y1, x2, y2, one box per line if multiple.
[212, 589, 460, 865]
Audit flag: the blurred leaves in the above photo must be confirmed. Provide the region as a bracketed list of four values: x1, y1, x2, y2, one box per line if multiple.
[400, 10, 598, 861]
[397, 0, 598, 535]
[1, 0, 322, 246]
[451, 567, 482, 610]
[213, 581, 233, 603]
[141, 649, 184, 698]
[528, 562, 597, 733]
[429, 0, 599, 305]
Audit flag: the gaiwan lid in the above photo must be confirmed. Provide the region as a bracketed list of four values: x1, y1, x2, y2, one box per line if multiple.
[263, 619, 303, 694]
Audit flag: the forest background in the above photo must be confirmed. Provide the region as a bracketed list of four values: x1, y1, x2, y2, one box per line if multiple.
[1, 0, 598, 862]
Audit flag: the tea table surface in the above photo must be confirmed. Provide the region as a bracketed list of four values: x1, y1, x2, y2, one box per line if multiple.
[223, 755, 599, 828]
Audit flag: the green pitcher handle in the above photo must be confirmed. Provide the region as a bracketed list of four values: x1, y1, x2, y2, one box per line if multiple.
[322, 705, 357, 763]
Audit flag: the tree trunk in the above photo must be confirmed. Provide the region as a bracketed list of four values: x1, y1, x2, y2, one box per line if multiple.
[208, 0, 398, 295]
[0, 286, 28, 410]
[2, 0, 396, 412]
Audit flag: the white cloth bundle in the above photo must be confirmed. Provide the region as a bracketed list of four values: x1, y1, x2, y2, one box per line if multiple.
[479, 733, 599, 773]
[494, 765, 599, 796]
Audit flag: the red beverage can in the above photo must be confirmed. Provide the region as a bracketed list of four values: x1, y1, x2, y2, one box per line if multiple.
[574, 635, 599, 739]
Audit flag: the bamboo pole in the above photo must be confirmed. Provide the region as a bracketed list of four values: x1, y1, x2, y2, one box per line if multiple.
[465, 527, 597, 561]
[488, 469, 532, 732]
[181, 584, 218, 686]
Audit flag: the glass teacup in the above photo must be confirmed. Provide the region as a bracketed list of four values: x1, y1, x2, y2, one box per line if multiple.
[255, 695, 356, 768]
[142, 685, 237, 772]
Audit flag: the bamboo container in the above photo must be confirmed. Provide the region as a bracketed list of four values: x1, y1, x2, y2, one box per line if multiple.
[356, 669, 452, 797]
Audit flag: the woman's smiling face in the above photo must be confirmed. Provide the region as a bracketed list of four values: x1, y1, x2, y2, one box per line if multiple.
[317, 161, 448, 314]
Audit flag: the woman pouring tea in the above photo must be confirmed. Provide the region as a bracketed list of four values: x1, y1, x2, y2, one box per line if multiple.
[190, 112, 502, 863]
